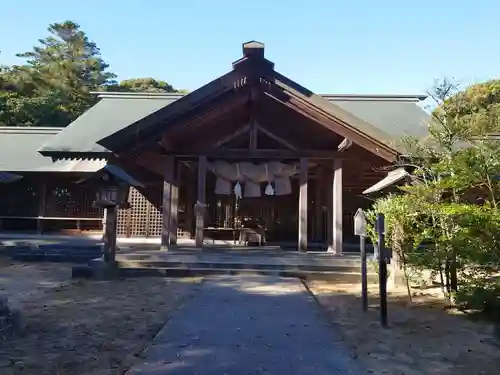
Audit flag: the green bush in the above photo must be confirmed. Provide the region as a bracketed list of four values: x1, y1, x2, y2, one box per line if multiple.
[455, 283, 500, 321]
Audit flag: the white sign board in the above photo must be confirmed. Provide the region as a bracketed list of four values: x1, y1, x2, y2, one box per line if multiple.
[354, 208, 367, 236]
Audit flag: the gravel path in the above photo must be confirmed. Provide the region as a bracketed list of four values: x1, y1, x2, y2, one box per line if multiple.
[126, 275, 363, 375]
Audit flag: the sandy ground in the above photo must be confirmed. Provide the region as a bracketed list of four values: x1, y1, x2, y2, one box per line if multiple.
[0, 260, 201, 375]
[306, 281, 500, 375]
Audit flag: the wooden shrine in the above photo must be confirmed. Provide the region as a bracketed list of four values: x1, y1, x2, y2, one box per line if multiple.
[0, 41, 430, 253]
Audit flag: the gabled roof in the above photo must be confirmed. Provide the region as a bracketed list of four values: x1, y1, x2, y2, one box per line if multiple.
[0, 127, 105, 173]
[38, 41, 430, 161]
[38, 92, 429, 160]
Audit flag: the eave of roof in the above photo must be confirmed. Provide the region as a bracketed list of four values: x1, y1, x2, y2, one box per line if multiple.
[0, 171, 23, 183]
[0, 127, 106, 173]
[94, 91, 428, 101]
[269, 70, 401, 160]
[0, 126, 64, 134]
[362, 167, 410, 194]
[38, 89, 429, 161]
[37, 94, 178, 158]
[321, 94, 427, 102]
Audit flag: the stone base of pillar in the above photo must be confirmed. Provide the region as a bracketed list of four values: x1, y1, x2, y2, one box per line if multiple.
[327, 245, 343, 255]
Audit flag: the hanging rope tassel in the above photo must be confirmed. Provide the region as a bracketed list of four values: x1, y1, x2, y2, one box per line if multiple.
[234, 163, 243, 199]
[264, 163, 275, 196]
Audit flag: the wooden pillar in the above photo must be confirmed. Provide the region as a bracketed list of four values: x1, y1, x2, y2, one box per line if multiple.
[170, 160, 179, 245]
[327, 158, 343, 254]
[161, 156, 174, 250]
[101, 206, 107, 238]
[125, 189, 132, 238]
[298, 158, 308, 252]
[195, 156, 207, 247]
[103, 206, 117, 264]
[37, 181, 47, 235]
[185, 173, 195, 238]
[313, 166, 324, 242]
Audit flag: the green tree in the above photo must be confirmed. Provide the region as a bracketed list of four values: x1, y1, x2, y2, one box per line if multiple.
[107, 77, 177, 93]
[1, 21, 116, 127]
[368, 78, 500, 314]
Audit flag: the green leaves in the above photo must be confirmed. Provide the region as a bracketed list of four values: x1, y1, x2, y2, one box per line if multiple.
[0, 21, 182, 127]
[371, 78, 500, 309]
[106, 78, 178, 93]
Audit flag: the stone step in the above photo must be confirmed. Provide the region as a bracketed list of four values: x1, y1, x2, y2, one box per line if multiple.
[115, 259, 363, 274]
[10, 252, 101, 263]
[74, 264, 376, 283]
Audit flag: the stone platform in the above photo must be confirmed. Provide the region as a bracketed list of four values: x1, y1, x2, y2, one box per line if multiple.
[86, 247, 377, 282]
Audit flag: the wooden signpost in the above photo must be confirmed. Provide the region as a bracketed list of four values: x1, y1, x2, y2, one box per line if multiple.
[354, 208, 368, 312]
[376, 213, 389, 328]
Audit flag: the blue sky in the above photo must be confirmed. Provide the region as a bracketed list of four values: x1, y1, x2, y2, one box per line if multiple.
[0, 0, 498, 95]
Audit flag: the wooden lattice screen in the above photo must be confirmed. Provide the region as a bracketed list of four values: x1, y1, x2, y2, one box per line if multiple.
[117, 187, 162, 237]
[45, 179, 102, 218]
[0, 178, 40, 217]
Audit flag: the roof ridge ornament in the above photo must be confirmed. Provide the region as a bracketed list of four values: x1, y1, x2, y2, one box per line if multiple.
[242, 40, 265, 58]
[232, 40, 274, 72]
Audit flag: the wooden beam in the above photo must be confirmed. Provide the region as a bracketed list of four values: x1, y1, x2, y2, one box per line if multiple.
[327, 158, 343, 254]
[249, 119, 258, 151]
[209, 123, 251, 150]
[162, 93, 249, 140]
[262, 91, 397, 162]
[255, 123, 298, 150]
[269, 72, 398, 159]
[101, 69, 247, 153]
[161, 156, 174, 250]
[170, 149, 341, 160]
[195, 156, 207, 247]
[337, 137, 353, 152]
[298, 157, 308, 251]
[159, 136, 174, 151]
